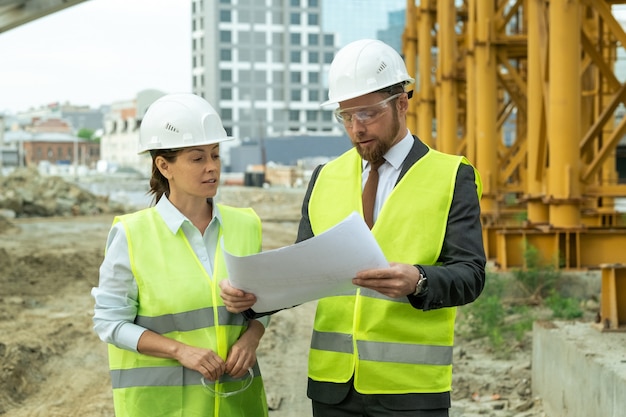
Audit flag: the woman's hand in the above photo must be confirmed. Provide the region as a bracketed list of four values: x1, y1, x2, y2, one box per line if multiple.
[137, 330, 225, 381]
[225, 320, 264, 378]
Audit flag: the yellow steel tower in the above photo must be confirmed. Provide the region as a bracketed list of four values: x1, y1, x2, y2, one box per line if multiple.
[403, 0, 626, 270]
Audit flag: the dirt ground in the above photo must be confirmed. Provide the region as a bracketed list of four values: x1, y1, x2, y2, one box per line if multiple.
[0, 185, 551, 417]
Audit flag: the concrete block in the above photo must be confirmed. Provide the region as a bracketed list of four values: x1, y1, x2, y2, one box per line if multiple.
[532, 321, 626, 417]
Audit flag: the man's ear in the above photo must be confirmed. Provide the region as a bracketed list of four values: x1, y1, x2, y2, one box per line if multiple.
[397, 93, 409, 113]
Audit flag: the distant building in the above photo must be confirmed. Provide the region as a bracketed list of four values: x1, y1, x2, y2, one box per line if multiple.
[4, 130, 98, 168]
[99, 89, 166, 176]
[229, 134, 352, 173]
[377, 9, 405, 53]
[15, 102, 105, 133]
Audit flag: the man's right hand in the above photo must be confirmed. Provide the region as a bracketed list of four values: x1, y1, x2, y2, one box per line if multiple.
[219, 280, 257, 313]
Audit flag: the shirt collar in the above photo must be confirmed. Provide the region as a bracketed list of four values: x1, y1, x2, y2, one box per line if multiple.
[362, 129, 414, 171]
[155, 195, 222, 235]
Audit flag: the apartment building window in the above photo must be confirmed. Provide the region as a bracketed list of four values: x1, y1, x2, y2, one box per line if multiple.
[220, 69, 232, 82]
[240, 48, 251, 61]
[290, 12, 300, 25]
[308, 71, 319, 83]
[290, 50, 301, 63]
[253, 10, 266, 24]
[290, 71, 301, 83]
[220, 49, 232, 61]
[221, 88, 232, 100]
[221, 108, 233, 120]
[290, 0, 300, 6]
[239, 9, 251, 22]
[219, 0, 230, 3]
[253, 70, 266, 83]
[324, 34, 334, 46]
[291, 90, 301, 101]
[220, 10, 231, 22]
[220, 30, 231, 43]
[290, 33, 301, 45]
[307, 13, 318, 25]
[240, 31, 259, 45]
[272, 11, 283, 24]
[322, 110, 333, 121]
[289, 110, 299, 121]
[273, 109, 286, 122]
[308, 0, 318, 6]
[324, 52, 334, 63]
[240, 70, 252, 83]
[255, 87, 267, 100]
[273, 88, 284, 100]
[308, 51, 319, 63]
[253, 48, 266, 62]
[309, 89, 319, 101]
[308, 33, 318, 46]
[273, 71, 284, 83]
[306, 110, 318, 122]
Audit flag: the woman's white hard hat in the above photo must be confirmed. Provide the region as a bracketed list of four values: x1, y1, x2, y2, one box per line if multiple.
[138, 93, 233, 154]
[321, 39, 415, 107]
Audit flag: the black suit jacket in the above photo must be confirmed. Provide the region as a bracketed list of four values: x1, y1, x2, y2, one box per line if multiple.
[297, 136, 486, 409]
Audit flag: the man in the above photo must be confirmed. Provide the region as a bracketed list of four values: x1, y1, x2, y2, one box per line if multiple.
[221, 39, 486, 417]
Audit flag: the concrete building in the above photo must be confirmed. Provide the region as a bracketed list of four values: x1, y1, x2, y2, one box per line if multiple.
[191, 0, 339, 141]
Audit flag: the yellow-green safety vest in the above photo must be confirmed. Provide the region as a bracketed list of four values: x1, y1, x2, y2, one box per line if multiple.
[307, 147, 481, 394]
[107, 204, 268, 417]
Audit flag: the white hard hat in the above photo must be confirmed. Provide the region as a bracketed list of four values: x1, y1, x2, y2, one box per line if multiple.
[138, 93, 233, 154]
[321, 39, 415, 106]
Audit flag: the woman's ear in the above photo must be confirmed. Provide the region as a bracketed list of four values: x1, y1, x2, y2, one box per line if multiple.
[155, 156, 172, 180]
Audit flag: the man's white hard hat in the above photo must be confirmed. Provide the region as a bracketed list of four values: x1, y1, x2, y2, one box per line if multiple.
[321, 39, 415, 107]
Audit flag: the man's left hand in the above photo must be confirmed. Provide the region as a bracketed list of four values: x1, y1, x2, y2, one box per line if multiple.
[352, 262, 420, 298]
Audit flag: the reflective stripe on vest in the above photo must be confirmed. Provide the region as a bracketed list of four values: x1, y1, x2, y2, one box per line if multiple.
[310, 331, 453, 366]
[134, 306, 246, 334]
[111, 362, 262, 389]
[307, 147, 481, 394]
[107, 205, 267, 417]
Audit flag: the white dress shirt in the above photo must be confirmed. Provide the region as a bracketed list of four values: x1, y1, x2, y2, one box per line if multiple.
[361, 129, 414, 224]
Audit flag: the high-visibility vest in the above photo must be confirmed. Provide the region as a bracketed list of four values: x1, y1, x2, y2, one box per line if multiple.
[107, 204, 268, 417]
[307, 147, 481, 394]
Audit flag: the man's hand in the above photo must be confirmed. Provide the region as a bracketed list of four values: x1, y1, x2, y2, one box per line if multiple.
[219, 280, 257, 313]
[352, 262, 421, 298]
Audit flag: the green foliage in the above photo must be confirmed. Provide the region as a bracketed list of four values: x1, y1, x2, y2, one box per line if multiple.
[511, 244, 560, 299]
[545, 292, 583, 319]
[459, 273, 533, 358]
[460, 250, 584, 357]
[77, 128, 100, 143]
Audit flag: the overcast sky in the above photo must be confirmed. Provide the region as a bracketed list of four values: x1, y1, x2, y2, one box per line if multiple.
[1, 2, 625, 115]
[0, 0, 192, 114]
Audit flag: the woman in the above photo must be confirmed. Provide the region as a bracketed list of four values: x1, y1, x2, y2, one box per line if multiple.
[92, 93, 268, 417]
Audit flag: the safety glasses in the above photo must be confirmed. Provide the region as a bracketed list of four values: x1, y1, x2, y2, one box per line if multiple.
[334, 93, 403, 126]
[200, 367, 254, 398]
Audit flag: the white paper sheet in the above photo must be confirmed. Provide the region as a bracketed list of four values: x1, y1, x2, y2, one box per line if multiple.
[223, 212, 389, 312]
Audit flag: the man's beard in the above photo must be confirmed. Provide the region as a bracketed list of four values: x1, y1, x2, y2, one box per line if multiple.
[354, 111, 400, 163]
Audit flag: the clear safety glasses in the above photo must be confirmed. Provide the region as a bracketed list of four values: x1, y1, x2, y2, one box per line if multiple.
[334, 93, 403, 126]
[200, 367, 254, 398]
